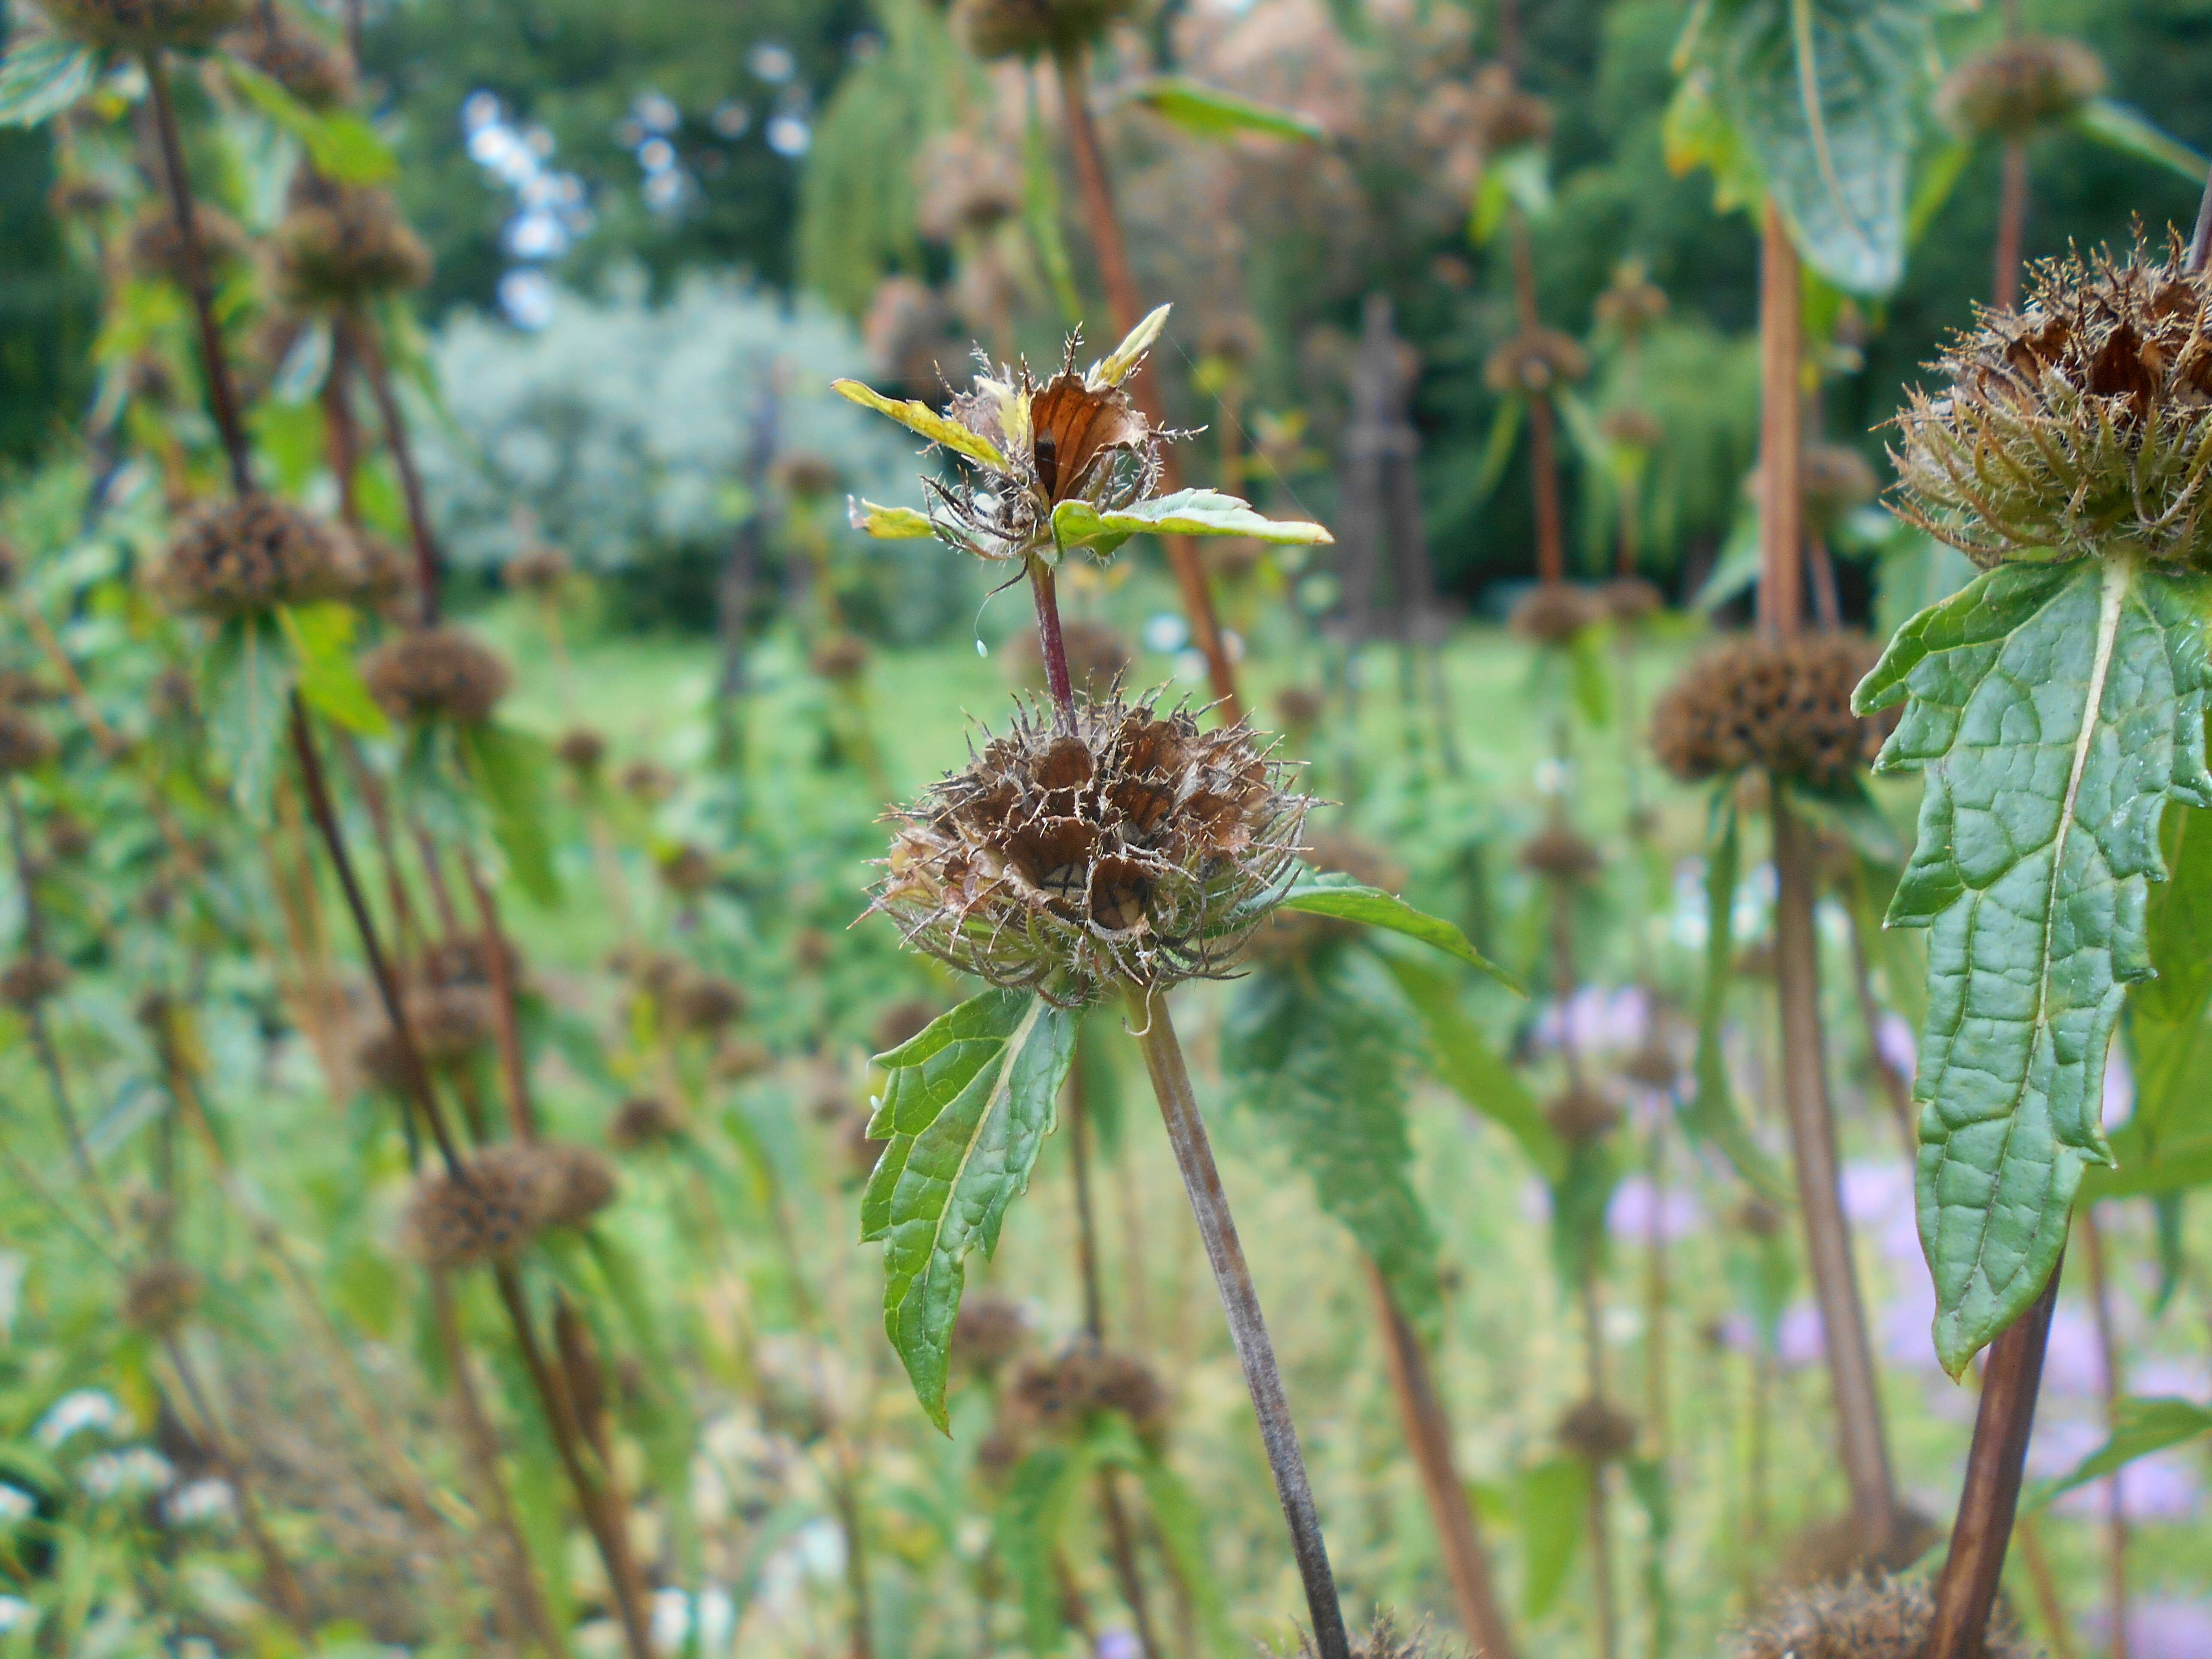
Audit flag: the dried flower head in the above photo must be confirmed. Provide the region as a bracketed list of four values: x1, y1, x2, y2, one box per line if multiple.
[422, 932, 519, 992]
[1732, 1575, 2033, 1659]
[364, 628, 510, 725]
[1276, 684, 1326, 733]
[951, 0, 1136, 61]
[1777, 1508, 1942, 1590]
[129, 203, 250, 287]
[159, 494, 349, 616]
[1802, 443, 1880, 536]
[610, 1095, 685, 1150]
[1599, 574, 1665, 622]
[1, 954, 70, 1009]
[1621, 1030, 1682, 1091]
[49, 175, 117, 221]
[402, 1146, 554, 1269]
[1485, 327, 1589, 397]
[123, 1261, 203, 1334]
[665, 972, 745, 1035]
[1936, 35, 2105, 141]
[1556, 1396, 1638, 1464]
[772, 451, 842, 502]
[356, 987, 494, 1089]
[1008, 1342, 1167, 1440]
[875, 691, 1308, 1005]
[45, 812, 91, 863]
[1509, 582, 1603, 645]
[1594, 260, 1668, 340]
[1893, 237, 2212, 567]
[273, 183, 432, 307]
[335, 527, 415, 618]
[621, 759, 676, 803]
[917, 129, 1024, 243]
[224, 5, 354, 106]
[503, 544, 569, 595]
[1737, 1195, 1785, 1238]
[1519, 821, 1601, 884]
[0, 711, 57, 775]
[1007, 619, 1130, 695]
[1650, 634, 1891, 789]
[555, 726, 606, 775]
[1598, 406, 1666, 452]
[810, 631, 872, 682]
[1544, 1084, 1622, 1146]
[43, 0, 245, 52]
[535, 1142, 617, 1228]
[657, 843, 716, 897]
[951, 1292, 1030, 1377]
[1466, 63, 1553, 155]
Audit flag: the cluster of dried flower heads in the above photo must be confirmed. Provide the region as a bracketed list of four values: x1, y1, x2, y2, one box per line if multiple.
[403, 1141, 617, 1270]
[1650, 634, 1891, 790]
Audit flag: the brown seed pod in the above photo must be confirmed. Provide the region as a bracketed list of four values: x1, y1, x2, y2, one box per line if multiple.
[810, 631, 871, 683]
[1731, 1574, 2034, 1659]
[273, 184, 432, 308]
[0, 711, 57, 775]
[1776, 1507, 1942, 1590]
[421, 932, 520, 991]
[554, 726, 605, 775]
[1, 955, 70, 1009]
[951, 0, 1137, 61]
[1544, 1084, 1622, 1146]
[1598, 574, 1665, 622]
[1466, 62, 1552, 155]
[1894, 235, 2212, 568]
[1935, 34, 2105, 142]
[42, 0, 245, 53]
[1594, 260, 1668, 340]
[363, 627, 511, 725]
[334, 526, 416, 619]
[951, 1292, 1030, 1378]
[1736, 1196, 1785, 1238]
[355, 986, 495, 1088]
[665, 972, 745, 1035]
[1598, 406, 1666, 452]
[1519, 821, 1601, 884]
[1555, 1396, 1638, 1464]
[1620, 1030, 1681, 1091]
[536, 1141, 617, 1228]
[1508, 582, 1603, 645]
[772, 451, 842, 502]
[916, 129, 1024, 243]
[1649, 633, 1892, 790]
[871, 996, 944, 1057]
[48, 175, 117, 222]
[714, 1036, 772, 1081]
[1485, 326, 1589, 397]
[159, 493, 349, 617]
[128, 203, 251, 288]
[123, 1261, 203, 1334]
[503, 544, 570, 596]
[877, 691, 1309, 1005]
[1006, 620, 1131, 696]
[401, 1145, 556, 1269]
[223, 5, 354, 106]
[609, 1095, 685, 1150]
[657, 844, 716, 898]
[1802, 443, 1880, 537]
[45, 812, 91, 863]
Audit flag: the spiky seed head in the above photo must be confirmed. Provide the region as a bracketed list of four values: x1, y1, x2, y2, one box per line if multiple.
[128, 203, 251, 288]
[1802, 444, 1880, 536]
[1302, 1614, 1446, 1659]
[1485, 326, 1589, 397]
[609, 1095, 684, 1150]
[1595, 260, 1668, 340]
[160, 494, 351, 617]
[402, 1146, 556, 1268]
[1736, 1195, 1785, 1238]
[951, 0, 1136, 61]
[951, 1292, 1030, 1378]
[1936, 35, 2105, 141]
[356, 988, 495, 1089]
[49, 175, 117, 221]
[42, 0, 245, 52]
[1544, 1084, 1622, 1146]
[0, 711, 57, 775]
[45, 812, 91, 862]
[810, 631, 872, 683]
[772, 451, 843, 502]
[1621, 1033, 1681, 1090]
[714, 1036, 772, 1081]
[1599, 574, 1665, 622]
[870, 996, 944, 1056]
[1598, 405, 1666, 451]
[1732, 1575, 2035, 1659]
[273, 183, 431, 307]
[916, 130, 1024, 243]
[364, 627, 511, 725]
[875, 691, 1309, 1006]
[1650, 633, 1891, 789]
[1557, 1396, 1638, 1463]
[503, 544, 569, 595]
[223, 5, 354, 106]
[1509, 582, 1603, 645]
[1519, 821, 1602, 884]
[1007, 620, 1130, 696]
[555, 726, 606, 775]
[656, 843, 716, 897]
[123, 1261, 203, 1334]
[536, 1142, 617, 1228]
[1467, 62, 1552, 155]
[421, 932, 520, 992]
[1893, 237, 2212, 567]
[1, 955, 70, 1009]
[665, 972, 745, 1035]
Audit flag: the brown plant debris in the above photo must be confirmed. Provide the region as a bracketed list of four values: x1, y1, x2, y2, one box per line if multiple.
[159, 493, 350, 616]
[1649, 633, 1891, 789]
[951, 1292, 1030, 1378]
[1509, 582, 1604, 645]
[356, 987, 495, 1088]
[336, 527, 416, 618]
[810, 630, 872, 683]
[951, 0, 1137, 62]
[123, 1260, 203, 1334]
[1519, 820, 1602, 884]
[1936, 35, 2105, 140]
[224, 5, 354, 106]
[1730, 1574, 2035, 1659]
[402, 1141, 615, 1268]
[1006, 1342, 1167, 1440]
[364, 627, 511, 725]
[1301, 1613, 1448, 1659]
[609, 1095, 685, 1150]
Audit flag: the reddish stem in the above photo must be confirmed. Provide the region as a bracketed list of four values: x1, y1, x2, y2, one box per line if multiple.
[1756, 202, 1804, 641]
[1994, 140, 2029, 310]
[1030, 559, 1078, 727]
[353, 316, 444, 625]
[1509, 217, 1567, 587]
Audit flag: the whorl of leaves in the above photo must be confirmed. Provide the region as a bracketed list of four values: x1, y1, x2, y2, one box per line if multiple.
[1519, 821, 1602, 884]
[1556, 1396, 1638, 1464]
[159, 494, 349, 617]
[363, 628, 510, 725]
[42, 0, 244, 52]
[1731, 1576, 2034, 1659]
[1650, 633, 1890, 789]
[1935, 35, 2105, 140]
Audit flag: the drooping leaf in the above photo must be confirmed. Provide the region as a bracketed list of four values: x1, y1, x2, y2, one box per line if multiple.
[207, 614, 297, 823]
[1112, 1428, 1234, 1658]
[1380, 948, 1564, 1182]
[2024, 1395, 2212, 1511]
[997, 1443, 1090, 1654]
[0, 37, 94, 127]
[863, 990, 1079, 1428]
[832, 379, 1010, 472]
[221, 59, 397, 183]
[1127, 78, 1324, 144]
[2152, 1193, 2188, 1313]
[848, 498, 936, 539]
[1280, 871, 1520, 989]
[1683, 794, 1788, 1201]
[2072, 97, 2207, 185]
[1518, 1455, 1592, 1619]
[277, 602, 390, 738]
[1905, 139, 1972, 247]
[457, 723, 562, 907]
[1662, 72, 1765, 216]
[1220, 953, 1444, 1339]
[1089, 303, 1173, 387]
[1050, 489, 1333, 562]
[1856, 556, 2212, 1373]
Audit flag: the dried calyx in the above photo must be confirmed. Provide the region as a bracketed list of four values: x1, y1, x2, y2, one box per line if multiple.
[403, 1141, 617, 1268]
[1802, 443, 1879, 537]
[951, 1292, 1030, 1377]
[1650, 634, 1891, 790]
[1005, 1341, 1167, 1440]
[1893, 235, 2212, 567]
[1519, 820, 1601, 884]
[123, 1261, 202, 1333]
[159, 494, 350, 616]
[1731, 1575, 2034, 1659]
[951, 0, 1136, 61]
[1936, 35, 2104, 141]
[810, 631, 872, 682]
[1544, 1083, 1621, 1146]
[273, 179, 432, 307]
[875, 691, 1308, 1006]
[42, 0, 245, 52]
[364, 628, 511, 725]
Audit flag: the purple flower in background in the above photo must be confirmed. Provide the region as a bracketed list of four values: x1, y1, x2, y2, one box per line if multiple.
[1876, 1012, 1917, 1083]
[1533, 986, 1649, 1058]
[2038, 1307, 2113, 1399]
[1519, 1178, 1551, 1226]
[2103, 1041, 2135, 1129]
[2053, 1450, 2202, 1522]
[2130, 1357, 2212, 1398]
[1777, 1301, 1824, 1369]
[1841, 1159, 1910, 1224]
[2083, 1600, 2212, 1659]
[1097, 1630, 1144, 1659]
[1883, 1276, 1945, 1371]
[1607, 1176, 1702, 1242]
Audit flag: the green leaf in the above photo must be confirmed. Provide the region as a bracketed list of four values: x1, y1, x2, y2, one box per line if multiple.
[863, 990, 1078, 1429]
[847, 498, 937, 539]
[1127, 77, 1324, 143]
[1518, 1455, 1591, 1619]
[277, 602, 390, 738]
[997, 1444, 1090, 1654]
[1857, 556, 2212, 1373]
[1115, 1432, 1234, 1658]
[1906, 139, 1972, 247]
[1280, 871, 1520, 990]
[2024, 1396, 2212, 1511]
[1380, 949, 1564, 1183]
[2072, 97, 2206, 185]
[1219, 954, 1444, 1340]
[456, 723, 562, 907]
[207, 613, 297, 823]
[832, 379, 1009, 472]
[1050, 489, 1333, 562]
[1662, 72, 1765, 216]
[0, 37, 95, 127]
[222, 58, 397, 184]
[1683, 795, 1789, 1201]
[1090, 304, 1173, 387]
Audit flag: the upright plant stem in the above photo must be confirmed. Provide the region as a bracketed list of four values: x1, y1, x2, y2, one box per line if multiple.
[1124, 985, 1350, 1659]
[463, 855, 540, 1142]
[1927, 1261, 2063, 1659]
[1993, 141, 2029, 310]
[1030, 558, 1079, 729]
[354, 318, 444, 624]
[1508, 218, 1567, 586]
[1580, 1274, 1619, 1659]
[2079, 1207, 2130, 1659]
[1754, 204, 1803, 643]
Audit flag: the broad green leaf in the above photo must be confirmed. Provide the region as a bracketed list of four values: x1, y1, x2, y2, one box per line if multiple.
[0, 37, 94, 127]
[2109, 803, 2212, 1189]
[1905, 139, 1972, 247]
[1518, 1455, 1591, 1619]
[1220, 953, 1444, 1340]
[1280, 871, 1519, 989]
[1114, 1429, 1234, 1658]
[832, 379, 1010, 473]
[863, 990, 1078, 1428]
[1090, 303, 1173, 388]
[1380, 950, 1564, 1182]
[457, 723, 562, 907]
[2024, 1396, 2212, 1511]
[2072, 98, 2206, 185]
[997, 1443, 1090, 1654]
[1128, 78, 1324, 144]
[1684, 796, 1789, 1201]
[208, 613, 296, 823]
[1661, 72, 1763, 215]
[277, 602, 390, 738]
[222, 59, 397, 184]
[1051, 489, 1333, 562]
[847, 498, 936, 539]
[1856, 556, 2212, 1373]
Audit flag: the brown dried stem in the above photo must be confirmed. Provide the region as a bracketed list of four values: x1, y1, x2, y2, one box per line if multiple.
[1030, 557, 1079, 730]
[2079, 1206, 2130, 1659]
[353, 315, 444, 624]
[1994, 140, 2029, 309]
[1509, 217, 1567, 586]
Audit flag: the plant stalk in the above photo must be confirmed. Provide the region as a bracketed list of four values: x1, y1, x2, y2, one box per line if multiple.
[463, 854, 541, 1142]
[2079, 1206, 2129, 1659]
[1030, 557, 1079, 730]
[1508, 217, 1567, 587]
[353, 316, 444, 624]
[1993, 140, 2029, 310]
[1756, 201, 1804, 641]
[1124, 984, 1349, 1659]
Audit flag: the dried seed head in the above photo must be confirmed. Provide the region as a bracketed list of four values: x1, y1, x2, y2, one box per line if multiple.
[772, 451, 842, 502]
[1509, 582, 1603, 645]
[356, 987, 494, 1088]
[621, 760, 677, 803]
[123, 1261, 203, 1334]
[421, 932, 519, 992]
[128, 203, 251, 288]
[402, 1146, 554, 1268]
[951, 1292, 1030, 1378]
[1594, 260, 1668, 340]
[0, 711, 57, 775]
[273, 183, 431, 307]
[714, 1036, 772, 1080]
[1732, 1575, 2034, 1659]
[1936, 35, 2105, 141]
[1544, 1084, 1622, 1146]
[1466, 63, 1553, 155]
[1736, 1196, 1785, 1238]
[875, 692, 1309, 1005]
[1599, 574, 1665, 622]
[1301, 1613, 1445, 1659]
[917, 129, 1024, 243]
[1247, 829, 1407, 963]
[1650, 634, 1892, 789]
[1276, 684, 1326, 733]
[45, 812, 91, 862]
[1519, 821, 1602, 884]
[1598, 406, 1666, 451]
[159, 494, 349, 617]
[535, 1142, 617, 1228]
[609, 1095, 685, 1150]
[810, 631, 872, 682]
[334, 527, 416, 619]
[1556, 1396, 1638, 1464]
[43, 0, 245, 52]
[1777, 1508, 1942, 1590]
[364, 627, 511, 725]
[1621, 1031, 1681, 1091]
[503, 544, 570, 595]
[1485, 326, 1589, 397]
[555, 726, 606, 775]
[1, 954, 70, 1009]
[838, 1104, 889, 1188]
[951, 0, 1137, 61]
[1801, 443, 1880, 537]
[1893, 236, 2212, 567]
[1007, 618, 1130, 696]
[657, 843, 716, 897]
[871, 996, 943, 1056]
[1007, 1342, 1168, 1440]
[224, 6, 354, 106]
[49, 175, 117, 221]
[665, 972, 745, 1035]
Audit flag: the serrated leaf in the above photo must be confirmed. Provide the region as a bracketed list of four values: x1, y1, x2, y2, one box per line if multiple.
[847, 497, 936, 539]
[1683, 796, 1789, 1201]
[207, 613, 296, 823]
[1856, 555, 2212, 1373]
[222, 58, 397, 183]
[1280, 871, 1520, 989]
[832, 379, 1009, 472]
[277, 602, 390, 738]
[2024, 1396, 2212, 1511]
[457, 723, 561, 907]
[1220, 954, 1444, 1340]
[2072, 97, 2206, 185]
[1128, 78, 1324, 144]
[1518, 1455, 1591, 1619]
[1088, 303, 1173, 387]
[863, 990, 1078, 1429]
[1051, 489, 1333, 562]
[0, 37, 94, 127]
[1379, 949, 1564, 1182]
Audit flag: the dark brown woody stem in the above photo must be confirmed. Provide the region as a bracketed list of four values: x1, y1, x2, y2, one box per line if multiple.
[1125, 984, 1350, 1659]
